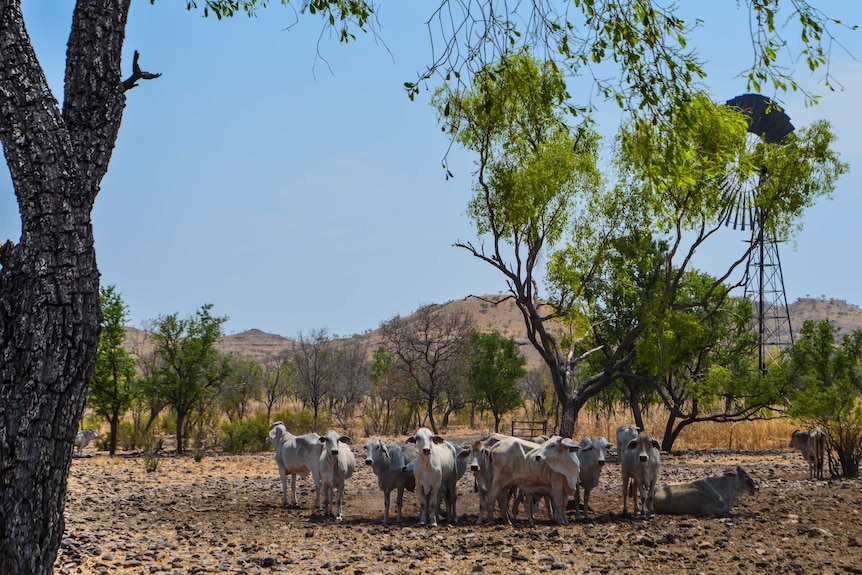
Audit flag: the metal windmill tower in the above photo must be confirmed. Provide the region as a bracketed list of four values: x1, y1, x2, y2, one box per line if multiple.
[720, 94, 795, 374]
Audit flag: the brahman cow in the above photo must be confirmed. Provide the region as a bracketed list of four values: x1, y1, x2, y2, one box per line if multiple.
[364, 437, 417, 524]
[465, 433, 511, 525]
[653, 466, 758, 517]
[574, 436, 612, 520]
[615, 424, 640, 458]
[318, 430, 356, 520]
[485, 435, 581, 525]
[74, 429, 98, 456]
[790, 427, 827, 480]
[267, 422, 322, 508]
[620, 431, 661, 519]
[406, 427, 463, 526]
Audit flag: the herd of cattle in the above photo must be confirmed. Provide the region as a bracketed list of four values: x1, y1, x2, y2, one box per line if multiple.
[262, 422, 824, 525]
[72, 421, 826, 525]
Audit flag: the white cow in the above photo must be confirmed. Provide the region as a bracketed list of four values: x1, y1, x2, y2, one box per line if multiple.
[364, 437, 417, 524]
[620, 431, 661, 519]
[318, 430, 356, 521]
[486, 435, 581, 525]
[267, 422, 322, 508]
[74, 429, 98, 456]
[574, 436, 612, 520]
[615, 424, 641, 513]
[653, 466, 758, 517]
[615, 425, 640, 458]
[465, 433, 511, 525]
[790, 427, 827, 480]
[406, 427, 462, 526]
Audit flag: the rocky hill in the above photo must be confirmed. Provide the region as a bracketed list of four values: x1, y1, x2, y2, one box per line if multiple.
[124, 295, 862, 367]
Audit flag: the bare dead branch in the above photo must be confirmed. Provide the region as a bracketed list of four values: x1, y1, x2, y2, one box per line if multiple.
[122, 51, 161, 91]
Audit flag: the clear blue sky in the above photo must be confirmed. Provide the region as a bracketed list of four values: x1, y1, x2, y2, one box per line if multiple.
[4, 1, 861, 338]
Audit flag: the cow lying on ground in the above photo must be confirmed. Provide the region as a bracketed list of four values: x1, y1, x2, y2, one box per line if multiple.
[790, 427, 827, 480]
[364, 437, 417, 524]
[653, 466, 758, 517]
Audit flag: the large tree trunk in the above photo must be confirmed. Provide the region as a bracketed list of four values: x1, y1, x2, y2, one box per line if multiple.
[558, 397, 577, 439]
[0, 2, 131, 573]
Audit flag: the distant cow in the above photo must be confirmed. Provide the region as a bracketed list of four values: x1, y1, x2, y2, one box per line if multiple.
[653, 466, 758, 517]
[790, 427, 827, 480]
[615, 425, 640, 458]
[406, 428, 463, 526]
[575, 436, 612, 520]
[364, 437, 417, 524]
[486, 435, 581, 525]
[74, 430, 98, 456]
[318, 430, 356, 520]
[620, 431, 661, 519]
[267, 423, 322, 508]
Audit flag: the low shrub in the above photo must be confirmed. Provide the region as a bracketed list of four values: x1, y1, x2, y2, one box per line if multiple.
[221, 413, 271, 454]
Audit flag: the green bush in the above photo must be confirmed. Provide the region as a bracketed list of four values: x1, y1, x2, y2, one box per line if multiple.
[269, 408, 333, 436]
[221, 413, 271, 454]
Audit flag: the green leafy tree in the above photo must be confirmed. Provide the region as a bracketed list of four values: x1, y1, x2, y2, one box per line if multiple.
[468, 331, 527, 432]
[148, 304, 228, 455]
[781, 321, 862, 478]
[633, 274, 783, 451]
[219, 354, 263, 423]
[260, 351, 294, 422]
[440, 54, 847, 438]
[89, 285, 138, 456]
[0, 1, 851, 571]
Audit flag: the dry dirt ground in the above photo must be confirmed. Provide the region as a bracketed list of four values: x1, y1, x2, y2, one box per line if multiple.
[58, 437, 862, 575]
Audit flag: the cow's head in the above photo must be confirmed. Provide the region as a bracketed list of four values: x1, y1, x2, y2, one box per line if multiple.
[365, 437, 388, 466]
[627, 432, 659, 462]
[406, 427, 444, 455]
[320, 430, 351, 455]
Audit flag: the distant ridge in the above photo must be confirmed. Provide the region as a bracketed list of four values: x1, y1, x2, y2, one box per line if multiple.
[123, 296, 862, 367]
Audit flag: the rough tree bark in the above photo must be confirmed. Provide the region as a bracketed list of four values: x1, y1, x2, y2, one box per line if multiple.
[0, 2, 136, 573]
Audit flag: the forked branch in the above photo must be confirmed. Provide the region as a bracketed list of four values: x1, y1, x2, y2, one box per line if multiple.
[123, 50, 161, 91]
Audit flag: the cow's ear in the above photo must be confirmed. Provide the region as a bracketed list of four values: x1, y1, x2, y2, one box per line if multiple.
[432, 436, 444, 444]
[627, 439, 638, 450]
[339, 436, 352, 445]
[650, 439, 660, 450]
[722, 469, 737, 477]
[319, 436, 327, 444]
[457, 449, 471, 459]
[406, 436, 416, 444]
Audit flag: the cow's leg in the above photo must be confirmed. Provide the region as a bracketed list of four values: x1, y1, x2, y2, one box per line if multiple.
[395, 485, 404, 524]
[278, 466, 289, 508]
[382, 487, 392, 524]
[335, 484, 344, 521]
[579, 487, 588, 521]
[621, 472, 630, 517]
[429, 487, 440, 527]
[447, 481, 458, 523]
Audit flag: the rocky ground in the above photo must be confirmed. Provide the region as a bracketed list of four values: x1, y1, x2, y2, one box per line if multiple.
[58, 438, 862, 575]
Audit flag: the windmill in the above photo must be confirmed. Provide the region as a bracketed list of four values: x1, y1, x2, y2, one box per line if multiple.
[720, 93, 795, 374]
